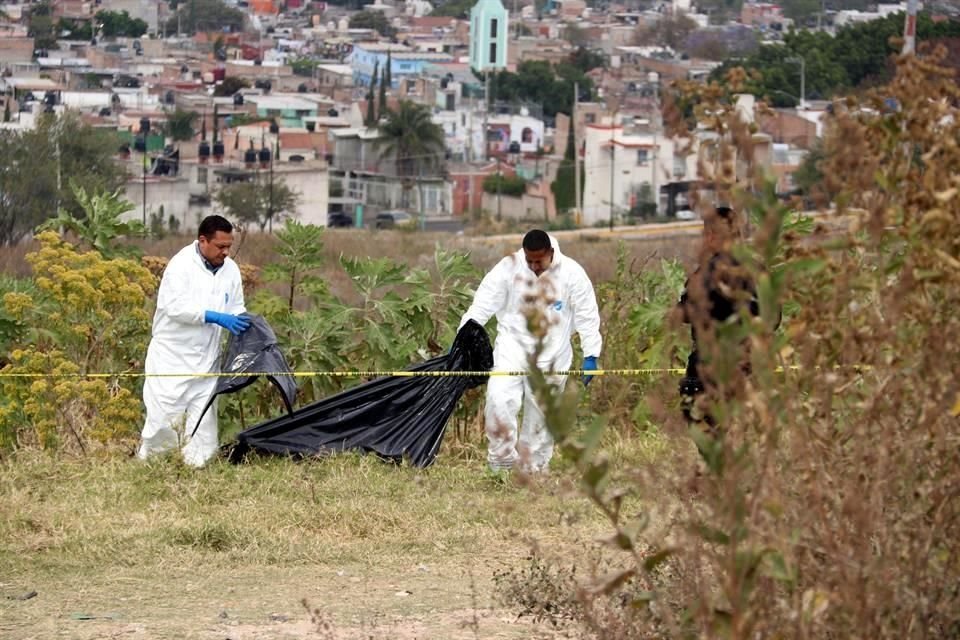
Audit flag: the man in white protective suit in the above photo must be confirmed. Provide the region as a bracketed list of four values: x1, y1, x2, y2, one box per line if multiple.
[459, 229, 602, 473]
[137, 215, 249, 467]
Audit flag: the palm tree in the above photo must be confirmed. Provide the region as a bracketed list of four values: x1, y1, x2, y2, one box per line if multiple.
[376, 100, 445, 179]
[374, 100, 446, 228]
[376, 101, 446, 227]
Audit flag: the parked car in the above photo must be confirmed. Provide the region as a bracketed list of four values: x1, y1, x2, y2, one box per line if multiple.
[327, 212, 354, 228]
[374, 210, 416, 229]
[676, 208, 697, 221]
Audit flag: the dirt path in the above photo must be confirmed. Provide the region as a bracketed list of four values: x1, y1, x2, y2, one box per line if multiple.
[1, 554, 570, 639]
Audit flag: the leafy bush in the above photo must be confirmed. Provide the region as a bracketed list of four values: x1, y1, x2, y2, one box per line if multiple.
[512, 47, 960, 638]
[482, 173, 527, 197]
[0, 232, 156, 451]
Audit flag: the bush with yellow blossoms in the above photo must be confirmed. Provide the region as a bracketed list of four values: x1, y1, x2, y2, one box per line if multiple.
[0, 231, 156, 452]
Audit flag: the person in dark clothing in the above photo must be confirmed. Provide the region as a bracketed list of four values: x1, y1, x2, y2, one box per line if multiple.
[677, 206, 762, 430]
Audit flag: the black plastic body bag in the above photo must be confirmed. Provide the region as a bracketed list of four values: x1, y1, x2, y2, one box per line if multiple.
[226, 320, 493, 468]
[191, 313, 298, 438]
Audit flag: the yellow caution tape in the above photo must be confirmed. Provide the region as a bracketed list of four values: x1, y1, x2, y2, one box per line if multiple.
[0, 365, 872, 380]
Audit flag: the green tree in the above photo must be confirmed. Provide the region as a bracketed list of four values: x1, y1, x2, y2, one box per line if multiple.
[27, 1, 56, 50]
[385, 51, 392, 89]
[378, 66, 388, 117]
[376, 101, 446, 228]
[711, 12, 960, 103]
[0, 114, 126, 245]
[431, 0, 473, 17]
[485, 60, 593, 117]
[164, 109, 198, 141]
[483, 173, 527, 197]
[36, 182, 146, 258]
[58, 18, 93, 40]
[551, 116, 579, 213]
[165, 0, 246, 35]
[376, 101, 445, 178]
[365, 61, 379, 127]
[95, 10, 148, 37]
[568, 47, 605, 73]
[290, 56, 319, 77]
[348, 10, 396, 37]
[215, 178, 301, 232]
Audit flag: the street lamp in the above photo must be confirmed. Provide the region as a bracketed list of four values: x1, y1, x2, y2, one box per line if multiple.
[785, 56, 805, 110]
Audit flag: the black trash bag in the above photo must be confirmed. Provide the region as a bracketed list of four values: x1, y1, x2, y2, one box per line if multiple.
[191, 313, 297, 438]
[225, 320, 493, 468]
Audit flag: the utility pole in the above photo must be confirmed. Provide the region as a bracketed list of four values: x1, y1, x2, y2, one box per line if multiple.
[142, 154, 148, 225]
[483, 73, 490, 161]
[268, 137, 276, 233]
[496, 156, 502, 222]
[573, 81, 581, 226]
[609, 104, 617, 231]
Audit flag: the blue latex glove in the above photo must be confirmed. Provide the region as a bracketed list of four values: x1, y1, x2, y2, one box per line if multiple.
[204, 310, 250, 336]
[583, 356, 598, 386]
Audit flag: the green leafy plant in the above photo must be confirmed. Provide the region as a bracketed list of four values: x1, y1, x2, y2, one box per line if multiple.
[37, 182, 146, 258]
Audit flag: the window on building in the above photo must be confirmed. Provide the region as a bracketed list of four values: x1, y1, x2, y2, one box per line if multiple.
[196, 167, 208, 185]
[585, 113, 596, 124]
[489, 42, 497, 64]
[637, 149, 649, 164]
[490, 18, 498, 37]
[521, 127, 533, 143]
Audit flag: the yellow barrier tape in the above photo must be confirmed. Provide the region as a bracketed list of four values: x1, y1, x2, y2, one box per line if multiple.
[0, 365, 871, 380]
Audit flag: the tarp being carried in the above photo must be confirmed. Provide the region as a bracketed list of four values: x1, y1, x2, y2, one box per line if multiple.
[192, 313, 298, 438]
[226, 320, 493, 468]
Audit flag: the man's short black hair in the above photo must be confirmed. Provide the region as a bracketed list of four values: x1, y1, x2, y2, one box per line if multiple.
[522, 229, 552, 252]
[198, 215, 233, 239]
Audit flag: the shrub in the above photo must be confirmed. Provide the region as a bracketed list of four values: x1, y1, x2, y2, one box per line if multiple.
[482, 173, 527, 197]
[0, 232, 156, 451]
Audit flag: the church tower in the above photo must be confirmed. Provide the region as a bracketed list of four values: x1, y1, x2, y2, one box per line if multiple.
[469, 0, 509, 71]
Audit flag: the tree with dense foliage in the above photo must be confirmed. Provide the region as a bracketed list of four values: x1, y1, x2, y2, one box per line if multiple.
[568, 47, 606, 73]
[378, 66, 388, 116]
[485, 60, 593, 118]
[483, 173, 527, 197]
[430, 0, 473, 18]
[58, 18, 93, 40]
[366, 61, 379, 127]
[376, 101, 446, 178]
[0, 114, 126, 246]
[349, 10, 396, 37]
[164, 109, 199, 141]
[96, 10, 148, 37]
[551, 116, 580, 212]
[216, 178, 300, 232]
[711, 12, 960, 106]
[27, 0, 57, 50]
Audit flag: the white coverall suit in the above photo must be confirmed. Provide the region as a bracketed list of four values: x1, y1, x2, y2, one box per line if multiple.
[460, 237, 602, 472]
[137, 241, 246, 467]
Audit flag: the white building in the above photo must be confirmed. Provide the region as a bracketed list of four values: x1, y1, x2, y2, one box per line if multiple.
[581, 118, 696, 225]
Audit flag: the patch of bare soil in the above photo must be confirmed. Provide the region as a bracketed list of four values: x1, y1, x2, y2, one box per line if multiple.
[0, 557, 570, 640]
